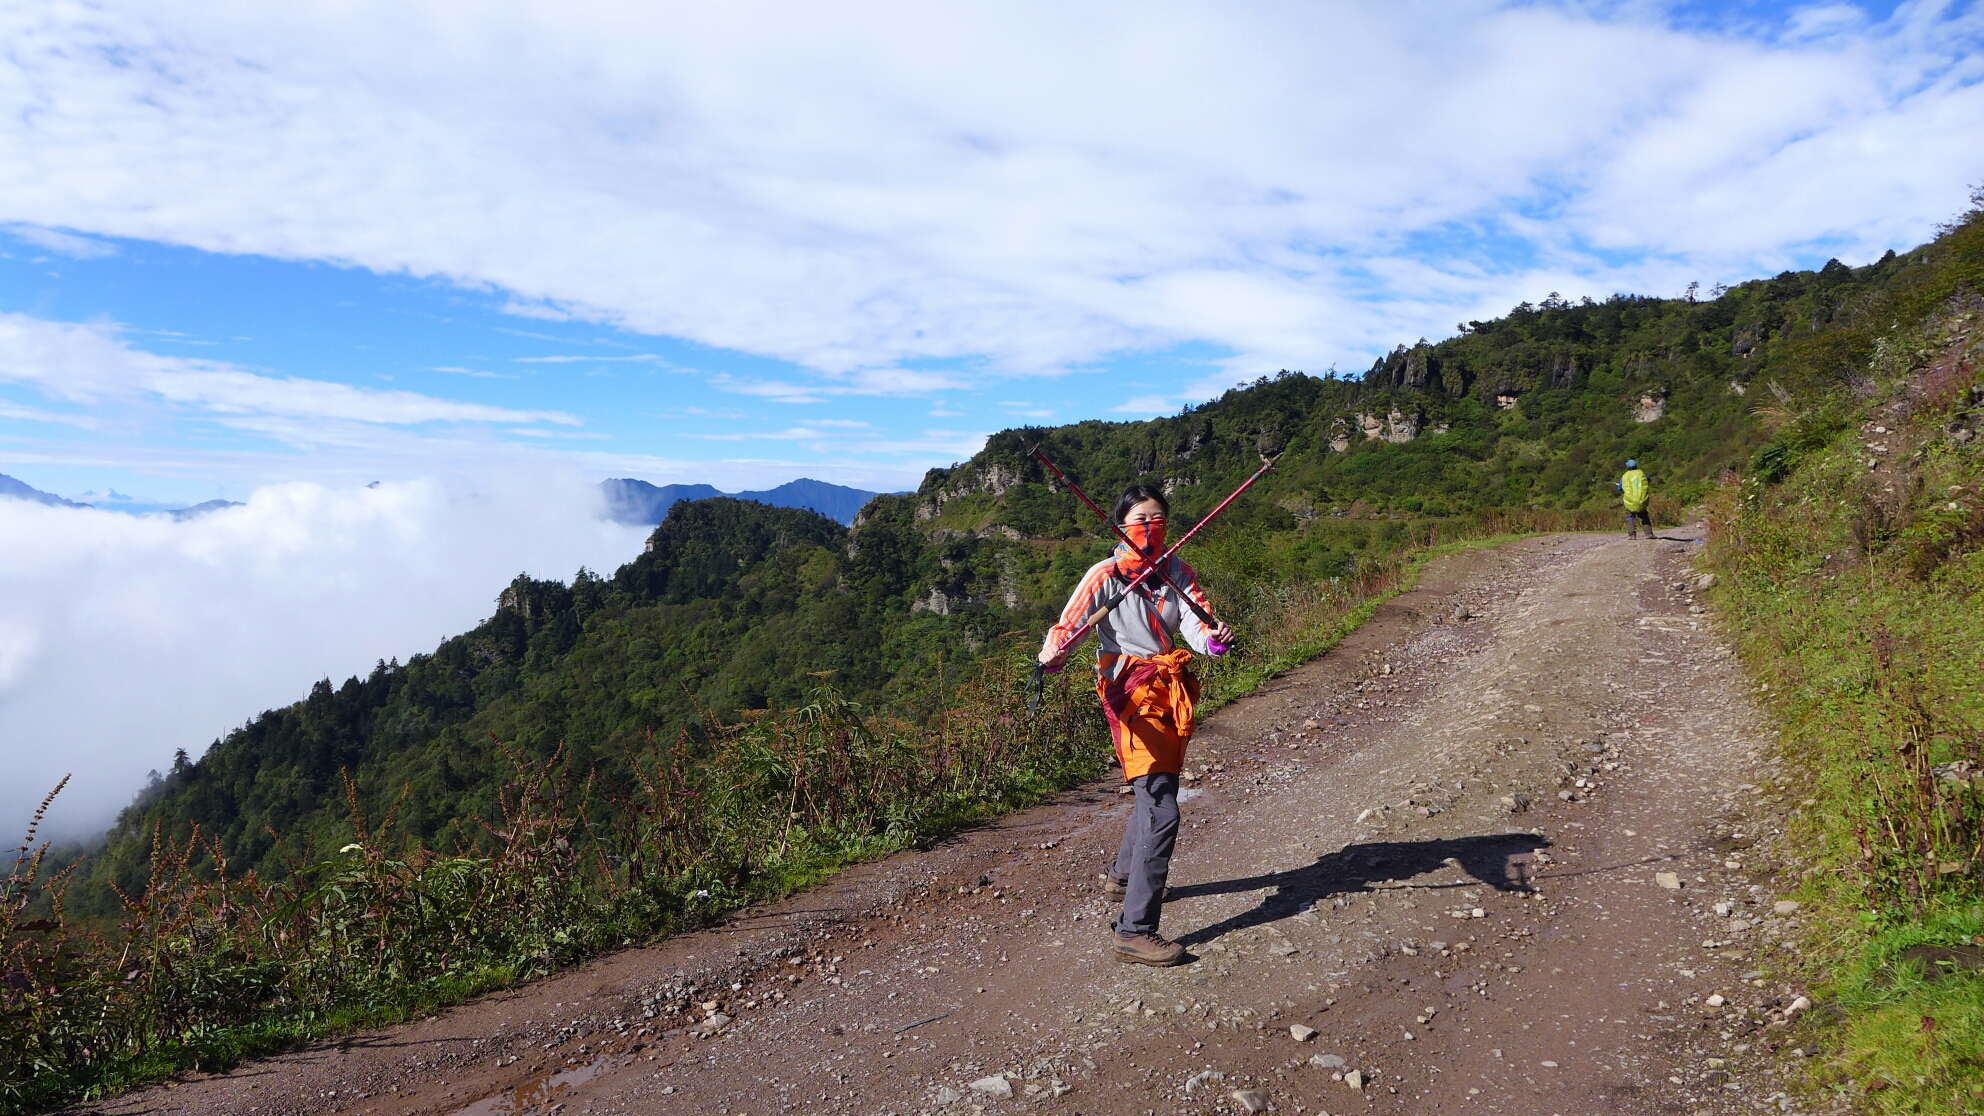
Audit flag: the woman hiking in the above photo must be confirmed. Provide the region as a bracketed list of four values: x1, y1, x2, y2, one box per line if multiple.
[1038, 484, 1234, 966]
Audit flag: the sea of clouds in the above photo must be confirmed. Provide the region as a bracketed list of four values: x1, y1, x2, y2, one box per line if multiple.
[0, 476, 650, 840]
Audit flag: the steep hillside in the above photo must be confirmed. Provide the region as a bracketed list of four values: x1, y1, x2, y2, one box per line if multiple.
[69, 243, 1928, 916]
[1701, 191, 1983, 1112]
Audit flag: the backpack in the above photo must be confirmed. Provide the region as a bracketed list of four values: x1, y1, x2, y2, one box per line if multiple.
[1621, 469, 1649, 512]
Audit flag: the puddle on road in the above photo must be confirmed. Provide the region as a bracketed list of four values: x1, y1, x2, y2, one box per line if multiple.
[448, 1055, 617, 1115]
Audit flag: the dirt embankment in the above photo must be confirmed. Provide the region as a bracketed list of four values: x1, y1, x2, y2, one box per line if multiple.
[87, 531, 1816, 1116]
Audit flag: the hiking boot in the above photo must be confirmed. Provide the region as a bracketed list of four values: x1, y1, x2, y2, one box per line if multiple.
[1101, 875, 1168, 901]
[1113, 930, 1186, 966]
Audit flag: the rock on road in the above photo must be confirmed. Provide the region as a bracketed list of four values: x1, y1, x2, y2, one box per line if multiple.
[91, 531, 1817, 1116]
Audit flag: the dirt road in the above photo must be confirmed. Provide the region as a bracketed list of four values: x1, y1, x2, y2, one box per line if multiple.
[90, 531, 1819, 1116]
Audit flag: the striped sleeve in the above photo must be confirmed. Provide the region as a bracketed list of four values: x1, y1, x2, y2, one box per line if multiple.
[1042, 560, 1115, 658]
[1172, 558, 1216, 654]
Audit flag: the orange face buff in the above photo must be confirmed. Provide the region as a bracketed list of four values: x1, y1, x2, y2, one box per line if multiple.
[1120, 519, 1167, 566]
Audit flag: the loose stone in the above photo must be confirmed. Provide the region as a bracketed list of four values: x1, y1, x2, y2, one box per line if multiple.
[968, 1075, 1013, 1098]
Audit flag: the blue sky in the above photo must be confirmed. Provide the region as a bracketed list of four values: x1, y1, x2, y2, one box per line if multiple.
[0, 0, 1980, 833]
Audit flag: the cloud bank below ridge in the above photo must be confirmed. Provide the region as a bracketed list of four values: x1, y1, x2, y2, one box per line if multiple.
[0, 475, 649, 838]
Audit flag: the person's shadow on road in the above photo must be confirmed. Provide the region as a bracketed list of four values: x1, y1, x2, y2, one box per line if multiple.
[1169, 833, 1548, 948]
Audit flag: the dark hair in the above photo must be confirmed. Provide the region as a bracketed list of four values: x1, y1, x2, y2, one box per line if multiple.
[1112, 484, 1169, 525]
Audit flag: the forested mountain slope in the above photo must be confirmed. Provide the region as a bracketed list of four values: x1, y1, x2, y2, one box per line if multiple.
[72, 242, 1934, 915]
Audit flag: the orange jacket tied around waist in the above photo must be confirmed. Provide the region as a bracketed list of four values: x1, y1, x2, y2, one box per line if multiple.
[1097, 647, 1200, 779]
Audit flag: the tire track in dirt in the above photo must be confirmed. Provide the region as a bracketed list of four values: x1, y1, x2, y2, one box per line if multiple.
[85, 532, 1812, 1116]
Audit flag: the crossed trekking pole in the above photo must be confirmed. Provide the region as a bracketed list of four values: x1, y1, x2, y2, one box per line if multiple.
[1025, 447, 1279, 712]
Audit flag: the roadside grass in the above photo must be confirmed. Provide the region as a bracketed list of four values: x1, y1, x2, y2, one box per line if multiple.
[1832, 907, 1984, 1108]
[1700, 278, 1982, 1111]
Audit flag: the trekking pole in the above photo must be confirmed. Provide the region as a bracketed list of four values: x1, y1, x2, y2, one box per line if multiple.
[1026, 452, 1279, 712]
[1025, 445, 1221, 631]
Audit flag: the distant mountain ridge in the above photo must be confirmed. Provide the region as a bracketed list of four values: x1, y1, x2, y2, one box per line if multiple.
[170, 499, 245, 520]
[0, 472, 88, 508]
[602, 477, 881, 526]
[1, 473, 244, 516]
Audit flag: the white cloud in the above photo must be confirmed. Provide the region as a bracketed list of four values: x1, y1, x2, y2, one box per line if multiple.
[511, 354, 666, 364]
[2, 222, 117, 258]
[0, 398, 97, 427]
[708, 376, 830, 404]
[0, 313, 580, 431]
[0, 617, 38, 688]
[685, 424, 870, 442]
[0, 473, 650, 839]
[709, 367, 967, 404]
[0, 2, 1973, 384]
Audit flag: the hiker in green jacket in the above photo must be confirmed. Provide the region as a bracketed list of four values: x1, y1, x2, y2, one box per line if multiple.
[1617, 460, 1652, 540]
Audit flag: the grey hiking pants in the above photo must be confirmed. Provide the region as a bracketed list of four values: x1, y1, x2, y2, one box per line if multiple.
[1112, 772, 1180, 935]
[1625, 507, 1652, 536]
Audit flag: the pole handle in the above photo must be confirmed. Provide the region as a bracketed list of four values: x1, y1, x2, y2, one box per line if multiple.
[1025, 662, 1047, 714]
